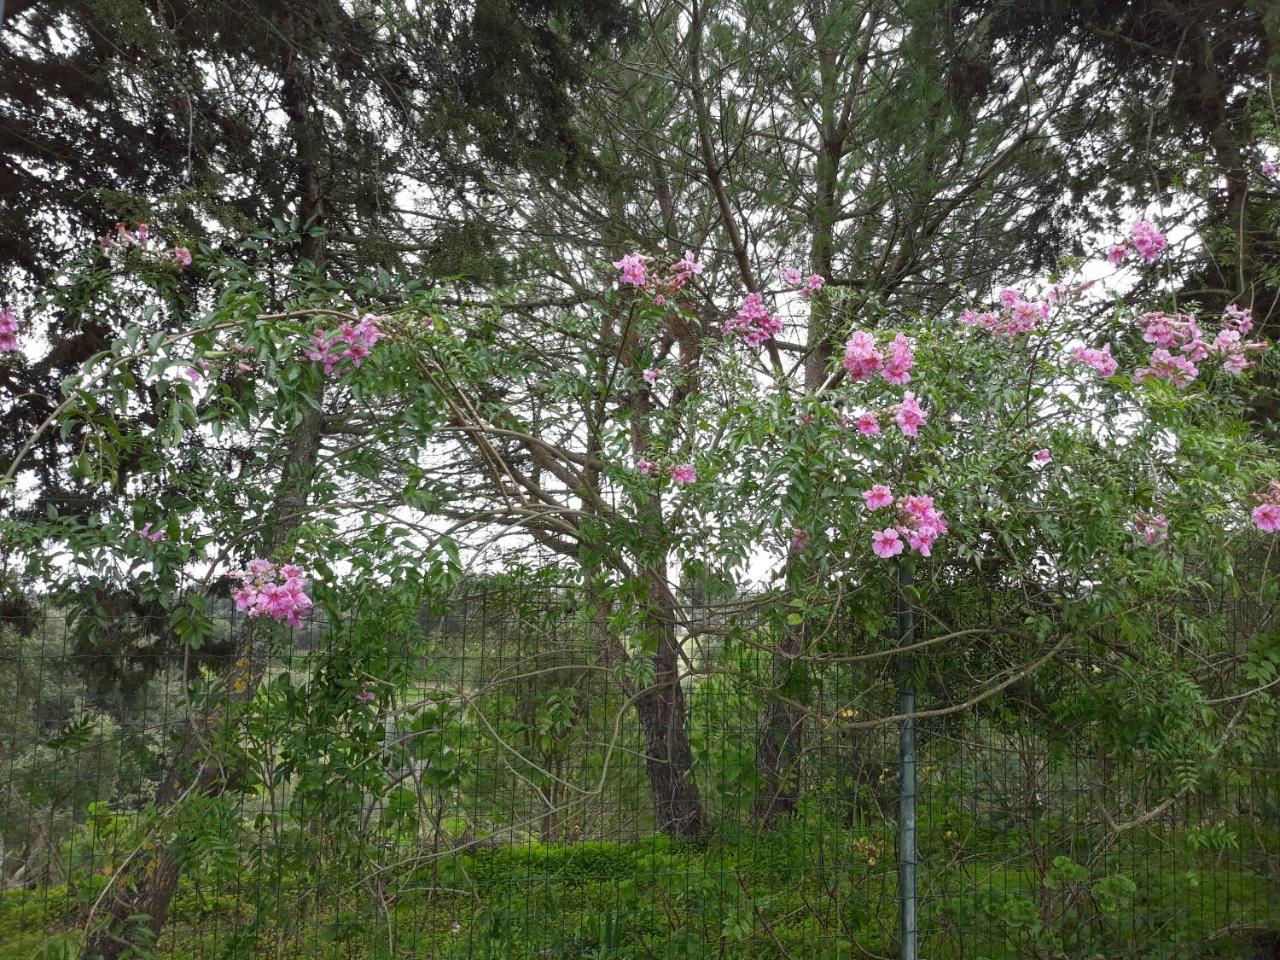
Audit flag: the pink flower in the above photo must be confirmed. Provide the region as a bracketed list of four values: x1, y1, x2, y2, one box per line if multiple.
[803, 274, 825, 296]
[138, 522, 165, 542]
[672, 250, 704, 277]
[654, 294, 667, 306]
[842, 331, 883, 381]
[612, 253, 647, 287]
[1107, 220, 1167, 265]
[171, 246, 192, 266]
[854, 412, 881, 435]
[357, 687, 376, 703]
[1210, 327, 1268, 375]
[1031, 448, 1051, 464]
[789, 528, 809, 551]
[637, 458, 654, 476]
[231, 560, 313, 626]
[722, 292, 782, 347]
[1137, 312, 1197, 349]
[1071, 344, 1118, 378]
[1135, 348, 1198, 388]
[872, 528, 904, 559]
[1223, 304, 1253, 334]
[670, 463, 697, 485]
[1262, 161, 1278, 178]
[862, 484, 894, 510]
[1129, 219, 1167, 263]
[959, 292, 1043, 337]
[778, 266, 804, 286]
[0, 307, 19, 353]
[1134, 513, 1168, 546]
[303, 313, 383, 375]
[881, 333, 913, 385]
[895, 392, 927, 438]
[1253, 503, 1280, 533]
[643, 368, 660, 384]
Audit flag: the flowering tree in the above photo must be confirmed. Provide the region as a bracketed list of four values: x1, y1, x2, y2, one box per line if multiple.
[4, 204, 1280, 954]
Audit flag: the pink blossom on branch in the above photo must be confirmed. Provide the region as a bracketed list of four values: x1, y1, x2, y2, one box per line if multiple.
[960, 288, 1048, 337]
[1252, 483, 1280, 533]
[231, 560, 314, 628]
[304, 313, 383, 376]
[1071, 344, 1118, 378]
[895, 392, 927, 438]
[670, 463, 697, 485]
[1253, 503, 1280, 533]
[1134, 348, 1198, 388]
[842, 331, 883, 381]
[854, 411, 881, 435]
[612, 253, 647, 287]
[722, 292, 782, 348]
[882, 333, 914, 384]
[862, 484, 894, 510]
[1222, 304, 1253, 334]
[0, 306, 19, 353]
[872, 528, 904, 558]
[1133, 513, 1168, 546]
[637, 458, 654, 476]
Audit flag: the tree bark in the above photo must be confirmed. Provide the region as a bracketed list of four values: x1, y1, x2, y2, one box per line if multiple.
[592, 577, 704, 838]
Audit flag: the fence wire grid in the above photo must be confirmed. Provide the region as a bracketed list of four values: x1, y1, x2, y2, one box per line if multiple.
[0, 583, 1276, 960]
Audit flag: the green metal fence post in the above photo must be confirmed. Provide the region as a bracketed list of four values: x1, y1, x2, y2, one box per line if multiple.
[898, 559, 917, 960]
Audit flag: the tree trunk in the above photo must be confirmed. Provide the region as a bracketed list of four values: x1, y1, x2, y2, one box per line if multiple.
[751, 621, 807, 827]
[592, 581, 704, 839]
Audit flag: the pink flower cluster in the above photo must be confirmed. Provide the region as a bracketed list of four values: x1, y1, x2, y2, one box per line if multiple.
[137, 522, 165, 542]
[842, 331, 914, 384]
[959, 288, 1048, 337]
[635, 459, 698, 487]
[231, 559, 313, 628]
[723, 292, 782, 348]
[1071, 344, 1119, 378]
[1133, 306, 1268, 386]
[1252, 483, 1280, 533]
[612, 251, 704, 296]
[0, 307, 18, 353]
[99, 222, 191, 266]
[1262, 161, 1277, 179]
[1135, 347, 1199, 388]
[1133, 513, 1168, 546]
[305, 313, 383, 376]
[847, 392, 927, 439]
[670, 463, 697, 485]
[1107, 219, 1167, 265]
[777, 267, 825, 297]
[866, 486, 948, 558]
[613, 253, 647, 287]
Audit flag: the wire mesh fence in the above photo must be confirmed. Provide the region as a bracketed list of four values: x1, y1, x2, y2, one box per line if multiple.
[0, 582, 1276, 959]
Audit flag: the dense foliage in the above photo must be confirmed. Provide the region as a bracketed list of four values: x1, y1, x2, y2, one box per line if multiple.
[1, 0, 1279, 958]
